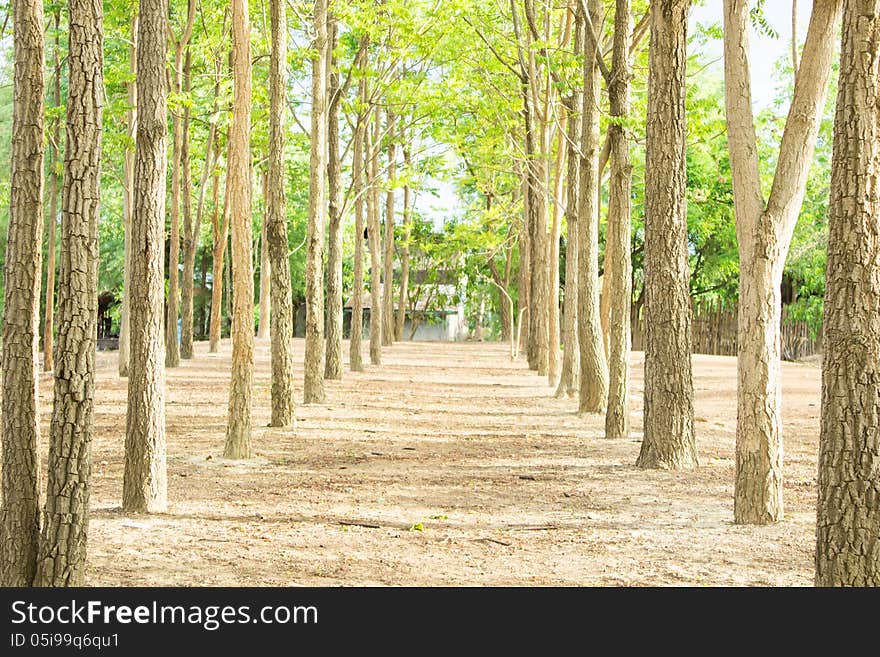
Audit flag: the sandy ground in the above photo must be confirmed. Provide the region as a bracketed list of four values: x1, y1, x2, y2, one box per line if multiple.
[35, 338, 822, 586]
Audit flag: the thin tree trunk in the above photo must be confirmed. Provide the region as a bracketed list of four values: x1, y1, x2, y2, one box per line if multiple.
[257, 170, 271, 340]
[637, 0, 697, 469]
[350, 40, 368, 372]
[325, 14, 343, 379]
[44, 10, 62, 375]
[604, 0, 634, 441]
[578, 0, 608, 414]
[209, 145, 229, 354]
[723, 0, 841, 524]
[556, 93, 580, 399]
[224, 0, 255, 457]
[815, 0, 880, 585]
[179, 48, 197, 357]
[267, 0, 295, 426]
[518, 177, 530, 358]
[548, 111, 566, 385]
[119, 10, 137, 377]
[368, 106, 383, 365]
[0, 0, 44, 587]
[382, 111, 396, 347]
[395, 140, 412, 342]
[303, 0, 328, 403]
[35, 0, 102, 586]
[123, 0, 168, 513]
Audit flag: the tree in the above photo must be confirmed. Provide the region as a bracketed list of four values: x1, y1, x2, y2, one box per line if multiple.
[0, 0, 45, 587]
[304, 0, 329, 403]
[257, 175, 271, 340]
[267, 0, 295, 427]
[350, 38, 368, 372]
[815, 0, 880, 586]
[123, 0, 169, 512]
[209, 140, 230, 354]
[44, 9, 62, 375]
[119, 10, 138, 377]
[35, 0, 103, 586]
[382, 111, 397, 347]
[368, 106, 383, 365]
[637, 0, 697, 470]
[224, 0, 255, 456]
[325, 14, 344, 380]
[166, 0, 197, 368]
[577, 0, 608, 415]
[723, 0, 842, 524]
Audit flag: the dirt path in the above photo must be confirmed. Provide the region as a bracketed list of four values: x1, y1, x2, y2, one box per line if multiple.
[38, 339, 821, 586]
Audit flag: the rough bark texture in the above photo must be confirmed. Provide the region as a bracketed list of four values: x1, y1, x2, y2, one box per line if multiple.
[815, 0, 880, 586]
[517, 180, 530, 358]
[556, 92, 580, 399]
[257, 172, 271, 340]
[35, 0, 102, 586]
[548, 115, 566, 386]
[123, 0, 167, 513]
[180, 48, 197, 357]
[0, 0, 44, 587]
[723, 0, 841, 524]
[604, 0, 633, 441]
[368, 108, 383, 365]
[350, 48, 368, 372]
[382, 112, 396, 347]
[267, 0, 295, 427]
[119, 12, 137, 377]
[637, 0, 697, 470]
[209, 144, 229, 354]
[578, 0, 608, 415]
[325, 16, 343, 380]
[44, 13, 61, 375]
[303, 0, 328, 403]
[224, 0, 254, 457]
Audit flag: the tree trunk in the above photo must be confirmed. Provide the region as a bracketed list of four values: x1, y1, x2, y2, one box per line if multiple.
[303, 0, 328, 403]
[556, 93, 580, 399]
[267, 0, 295, 427]
[257, 171, 271, 340]
[368, 106, 383, 365]
[224, 0, 254, 456]
[517, 178, 530, 358]
[123, 0, 168, 513]
[816, 0, 880, 586]
[578, 0, 608, 414]
[209, 144, 229, 354]
[548, 111, 566, 386]
[119, 10, 137, 377]
[325, 15, 343, 379]
[382, 112, 396, 347]
[44, 11, 62, 375]
[637, 0, 697, 470]
[0, 0, 44, 587]
[604, 0, 633, 441]
[180, 48, 198, 357]
[723, 0, 841, 524]
[35, 0, 102, 586]
[350, 41, 368, 372]
[395, 141, 412, 342]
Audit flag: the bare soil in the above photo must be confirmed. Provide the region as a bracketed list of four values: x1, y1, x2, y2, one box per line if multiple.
[37, 339, 822, 586]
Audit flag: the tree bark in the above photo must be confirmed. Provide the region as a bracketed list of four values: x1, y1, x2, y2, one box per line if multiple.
[119, 10, 137, 377]
[637, 0, 697, 470]
[815, 0, 880, 586]
[350, 41, 368, 372]
[44, 10, 61, 375]
[603, 0, 633, 441]
[548, 112, 566, 386]
[35, 0, 102, 586]
[382, 112, 396, 347]
[224, 0, 255, 456]
[123, 0, 168, 513]
[303, 0, 328, 403]
[180, 48, 198, 357]
[325, 15, 343, 379]
[578, 0, 608, 414]
[395, 138, 412, 341]
[257, 171, 271, 340]
[368, 106, 383, 365]
[267, 0, 295, 426]
[209, 142, 230, 354]
[0, 0, 44, 587]
[723, 0, 842, 524]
